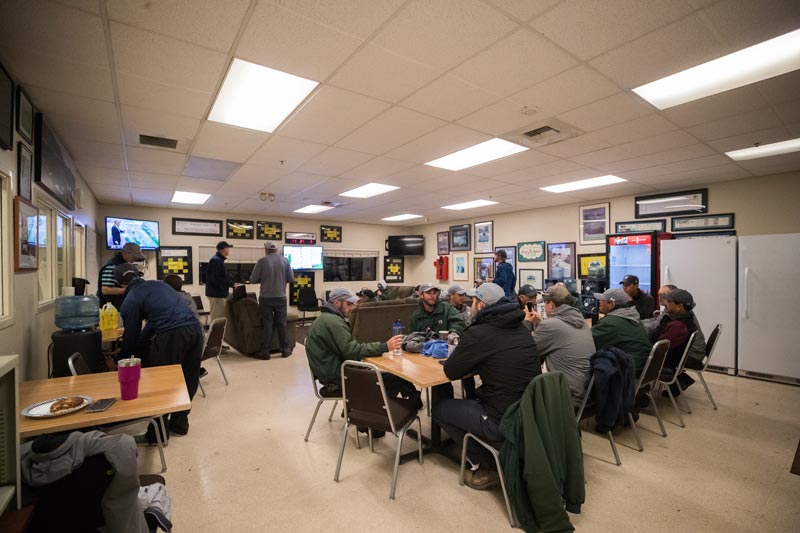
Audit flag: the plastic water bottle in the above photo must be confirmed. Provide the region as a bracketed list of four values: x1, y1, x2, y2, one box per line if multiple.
[392, 319, 403, 356]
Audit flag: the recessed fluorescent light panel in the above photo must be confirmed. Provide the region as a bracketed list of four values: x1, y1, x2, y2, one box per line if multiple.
[294, 205, 334, 214]
[340, 183, 400, 198]
[425, 138, 528, 171]
[171, 191, 210, 204]
[382, 214, 422, 221]
[539, 175, 626, 193]
[725, 137, 800, 161]
[209, 58, 319, 133]
[441, 199, 498, 211]
[633, 28, 800, 110]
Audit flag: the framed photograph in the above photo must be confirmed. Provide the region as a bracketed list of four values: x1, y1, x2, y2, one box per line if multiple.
[474, 220, 493, 254]
[474, 257, 494, 282]
[577, 253, 607, 279]
[437, 231, 450, 255]
[17, 141, 33, 200]
[495, 245, 516, 272]
[579, 202, 609, 245]
[257, 221, 282, 240]
[384, 256, 404, 283]
[671, 213, 735, 232]
[452, 252, 469, 281]
[547, 242, 576, 280]
[285, 232, 316, 244]
[16, 86, 34, 145]
[635, 188, 708, 218]
[615, 219, 666, 233]
[449, 224, 471, 251]
[157, 246, 193, 285]
[14, 196, 38, 271]
[518, 269, 544, 291]
[227, 219, 254, 239]
[320, 225, 342, 243]
[518, 241, 545, 262]
[34, 114, 76, 209]
[0, 63, 12, 151]
[172, 217, 223, 236]
[673, 230, 736, 239]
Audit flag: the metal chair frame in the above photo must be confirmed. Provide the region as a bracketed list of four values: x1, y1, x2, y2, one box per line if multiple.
[334, 360, 423, 500]
[576, 375, 622, 466]
[631, 340, 671, 442]
[304, 365, 343, 442]
[296, 287, 324, 326]
[459, 434, 518, 528]
[657, 331, 698, 428]
[198, 318, 229, 397]
[684, 324, 722, 411]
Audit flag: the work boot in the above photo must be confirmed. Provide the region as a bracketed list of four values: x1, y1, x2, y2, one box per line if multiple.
[281, 349, 293, 358]
[464, 466, 499, 491]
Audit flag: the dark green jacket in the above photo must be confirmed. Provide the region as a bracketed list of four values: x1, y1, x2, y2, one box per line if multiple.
[591, 306, 652, 374]
[377, 287, 396, 301]
[305, 303, 387, 384]
[500, 372, 584, 533]
[409, 301, 465, 334]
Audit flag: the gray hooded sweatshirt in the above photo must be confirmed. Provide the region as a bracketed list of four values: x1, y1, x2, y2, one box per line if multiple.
[534, 305, 595, 403]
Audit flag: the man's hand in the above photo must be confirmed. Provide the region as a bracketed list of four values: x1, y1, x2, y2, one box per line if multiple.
[524, 307, 542, 326]
[386, 335, 403, 352]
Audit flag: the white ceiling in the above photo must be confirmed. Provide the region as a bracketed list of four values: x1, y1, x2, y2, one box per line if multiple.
[1, 0, 799, 225]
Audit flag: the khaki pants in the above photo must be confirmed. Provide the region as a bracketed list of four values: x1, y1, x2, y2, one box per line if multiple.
[208, 296, 227, 322]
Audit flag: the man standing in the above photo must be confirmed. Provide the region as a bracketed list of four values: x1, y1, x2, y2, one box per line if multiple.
[97, 242, 144, 311]
[206, 241, 235, 322]
[493, 249, 516, 297]
[446, 284, 472, 326]
[434, 283, 541, 490]
[250, 242, 294, 360]
[409, 283, 465, 335]
[620, 275, 655, 320]
[591, 288, 653, 375]
[115, 264, 203, 437]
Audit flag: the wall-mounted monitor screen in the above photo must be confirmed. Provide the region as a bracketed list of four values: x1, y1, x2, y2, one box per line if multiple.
[105, 216, 160, 250]
[283, 245, 323, 270]
[387, 235, 424, 256]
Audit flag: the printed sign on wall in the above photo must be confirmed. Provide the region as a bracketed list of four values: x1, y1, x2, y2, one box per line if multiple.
[157, 246, 193, 285]
[383, 256, 404, 283]
[320, 225, 342, 243]
[226, 219, 254, 239]
[257, 221, 283, 240]
[290, 270, 316, 306]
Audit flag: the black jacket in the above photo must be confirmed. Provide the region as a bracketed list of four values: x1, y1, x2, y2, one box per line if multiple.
[444, 299, 541, 423]
[589, 347, 636, 433]
[205, 252, 234, 298]
[631, 289, 655, 320]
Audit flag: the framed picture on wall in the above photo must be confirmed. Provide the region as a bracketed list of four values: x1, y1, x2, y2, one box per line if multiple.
[450, 224, 471, 251]
[16, 86, 34, 145]
[226, 219, 254, 239]
[577, 253, 607, 279]
[518, 241, 545, 262]
[518, 269, 544, 291]
[157, 246, 194, 285]
[474, 257, 494, 282]
[615, 219, 666, 233]
[452, 252, 469, 281]
[257, 220, 283, 240]
[17, 141, 33, 200]
[547, 242, 576, 280]
[14, 196, 38, 271]
[494, 245, 516, 272]
[579, 202, 609, 245]
[384, 256, 404, 283]
[0, 63, 12, 151]
[635, 189, 708, 218]
[320, 225, 342, 243]
[437, 231, 450, 255]
[671, 213, 735, 232]
[474, 220, 493, 253]
[173, 217, 223, 236]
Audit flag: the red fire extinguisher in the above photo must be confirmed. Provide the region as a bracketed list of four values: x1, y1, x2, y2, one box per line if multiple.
[434, 256, 449, 280]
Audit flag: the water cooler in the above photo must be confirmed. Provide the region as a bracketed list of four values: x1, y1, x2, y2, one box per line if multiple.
[51, 283, 103, 377]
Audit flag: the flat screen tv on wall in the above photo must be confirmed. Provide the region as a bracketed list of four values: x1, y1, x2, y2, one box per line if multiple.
[34, 113, 77, 210]
[386, 235, 424, 256]
[105, 216, 160, 250]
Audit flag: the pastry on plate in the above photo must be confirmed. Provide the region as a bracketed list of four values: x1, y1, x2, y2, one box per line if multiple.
[50, 396, 84, 413]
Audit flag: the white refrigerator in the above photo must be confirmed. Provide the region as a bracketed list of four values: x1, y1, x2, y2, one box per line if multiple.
[660, 237, 738, 374]
[738, 234, 800, 384]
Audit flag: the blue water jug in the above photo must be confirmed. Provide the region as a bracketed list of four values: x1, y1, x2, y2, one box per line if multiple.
[55, 295, 100, 330]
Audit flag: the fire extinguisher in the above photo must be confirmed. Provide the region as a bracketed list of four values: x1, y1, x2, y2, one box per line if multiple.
[434, 255, 449, 280]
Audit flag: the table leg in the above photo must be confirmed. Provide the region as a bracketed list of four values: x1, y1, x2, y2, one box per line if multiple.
[399, 384, 459, 464]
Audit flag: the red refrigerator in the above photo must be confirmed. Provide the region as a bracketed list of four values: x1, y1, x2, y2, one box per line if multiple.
[606, 232, 672, 295]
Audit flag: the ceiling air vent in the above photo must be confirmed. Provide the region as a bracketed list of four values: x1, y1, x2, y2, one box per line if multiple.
[506, 118, 584, 148]
[321, 201, 343, 208]
[524, 125, 559, 138]
[139, 134, 178, 149]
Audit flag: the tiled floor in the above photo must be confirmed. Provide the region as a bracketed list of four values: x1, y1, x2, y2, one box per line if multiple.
[139, 344, 800, 532]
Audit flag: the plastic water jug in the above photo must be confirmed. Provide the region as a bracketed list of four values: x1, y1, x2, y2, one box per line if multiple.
[55, 295, 100, 330]
[99, 303, 120, 331]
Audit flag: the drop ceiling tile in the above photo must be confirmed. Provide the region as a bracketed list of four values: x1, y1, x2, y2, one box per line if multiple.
[593, 157, 665, 174]
[235, 1, 361, 82]
[10, 49, 114, 101]
[130, 188, 173, 206]
[701, 0, 800, 50]
[328, 44, 440, 103]
[379, 164, 449, 187]
[298, 147, 374, 176]
[336, 107, 446, 155]
[413, 172, 486, 193]
[664, 154, 731, 173]
[530, 0, 696, 60]
[557, 92, 651, 132]
[48, 114, 121, 146]
[192, 122, 270, 163]
[463, 149, 560, 178]
[373, 0, 516, 70]
[687, 107, 784, 142]
[126, 146, 187, 174]
[228, 163, 289, 188]
[486, 0, 561, 21]
[174, 176, 224, 194]
[25, 87, 118, 127]
[450, 28, 576, 98]
[507, 66, 620, 117]
[707, 126, 793, 153]
[116, 73, 212, 119]
[121, 105, 201, 150]
[385, 124, 490, 164]
[279, 86, 391, 145]
[758, 70, 800, 107]
[78, 165, 129, 185]
[660, 85, 770, 128]
[615, 166, 672, 182]
[261, 171, 331, 196]
[620, 130, 699, 157]
[294, 178, 367, 201]
[537, 133, 611, 158]
[128, 171, 181, 191]
[247, 135, 327, 171]
[595, 114, 678, 145]
[570, 147, 634, 167]
[499, 159, 588, 183]
[50, 0, 102, 14]
[68, 141, 127, 169]
[457, 99, 544, 136]
[401, 75, 499, 122]
[774, 100, 800, 126]
[111, 22, 227, 92]
[182, 156, 241, 181]
[534, 167, 607, 188]
[88, 183, 132, 200]
[734, 152, 800, 176]
[338, 157, 417, 182]
[642, 143, 715, 165]
[274, 0, 405, 39]
[106, 0, 250, 52]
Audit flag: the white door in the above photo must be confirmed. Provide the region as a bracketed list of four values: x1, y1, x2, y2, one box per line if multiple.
[661, 237, 737, 373]
[738, 234, 800, 382]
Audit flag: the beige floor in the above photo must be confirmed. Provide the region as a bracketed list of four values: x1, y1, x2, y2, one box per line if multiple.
[137, 344, 800, 532]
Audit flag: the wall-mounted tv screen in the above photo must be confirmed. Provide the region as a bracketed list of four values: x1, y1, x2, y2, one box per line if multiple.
[283, 245, 323, 270]
[105, 216, 160, 250]
[387, 235, 424, 256]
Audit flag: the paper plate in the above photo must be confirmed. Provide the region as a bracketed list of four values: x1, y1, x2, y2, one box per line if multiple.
[21, 395, 93, 418]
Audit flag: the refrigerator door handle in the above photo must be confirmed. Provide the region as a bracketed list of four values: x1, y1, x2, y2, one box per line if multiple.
[744, 267, 750, 319]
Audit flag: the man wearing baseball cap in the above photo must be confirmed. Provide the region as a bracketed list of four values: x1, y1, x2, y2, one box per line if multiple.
[447, 284, 472, 326]
[250, 242, 294, 359]
[434, 283, 541, 490]
[591, 288, 652, 374]
[620, 275, 655, 320]
[651, 289, 701, 395]
[375, 280, 395, 301]
[206, 241, 237, 322]
[409, 283, 465, 335]
[97, 242, 145, 311]
[492, 249, 516, 298]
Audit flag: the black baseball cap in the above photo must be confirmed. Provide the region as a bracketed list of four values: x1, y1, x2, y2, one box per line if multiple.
[216, 241, 233, 251]
[620, 275, 639, 286]
[518, 284, 538, 297]
[661, 288, 695, 310]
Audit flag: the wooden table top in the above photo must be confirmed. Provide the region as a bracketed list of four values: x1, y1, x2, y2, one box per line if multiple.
[19, 365, 190, 438]
[365, 352, 452, 388]
[101, 327, 124, 343]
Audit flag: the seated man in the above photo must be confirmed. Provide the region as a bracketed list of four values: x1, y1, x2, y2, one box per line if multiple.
[591, 288, 652, 375]
[446, 284, 472, 326]
[525, 286, 594, 404]
[641, 284, 678, 334]
[305, 288, 420, 436]
[650, 289, 702, 395]
[356, 288, 376, 305]
[556, 281, 586, 314]
[620, 275, 655, 320]
[409, 283, 466, 335]
[517, 284, 538, 313]
[375, 280, 395, 301]
[434, 283, 541, 490]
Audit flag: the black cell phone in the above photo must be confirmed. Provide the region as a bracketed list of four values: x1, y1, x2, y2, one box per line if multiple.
[86, 398, 117, 413]
[526, 302, 534, 312]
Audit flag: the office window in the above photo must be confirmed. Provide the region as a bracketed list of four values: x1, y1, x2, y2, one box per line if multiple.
[0, 171, 12, 326]
[73, 224, 86, 279]
[323, 250, 378, 282]
[36, 199, 73, 303]
[199, 262, 256, 284]
[37, 208, 52, 302]
[56, 213, 71, 296]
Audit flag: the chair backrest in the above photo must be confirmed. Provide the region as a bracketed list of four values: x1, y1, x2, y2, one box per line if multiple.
[192, 295, 205, 311]
[297, 287, 320, 310]
[636, 340, 670, 393]
[202, 318, 227, 361]
[661, 331, 697, 385]
[341, 361, 397, 434]
[702, 324, 722, 369]
[68, 352, 92, 376]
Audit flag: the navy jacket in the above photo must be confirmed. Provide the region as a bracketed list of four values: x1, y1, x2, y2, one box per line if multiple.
[588, 347, 636, 433]
[494, 261, 516, 297]
[205, 252, 234, 298]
